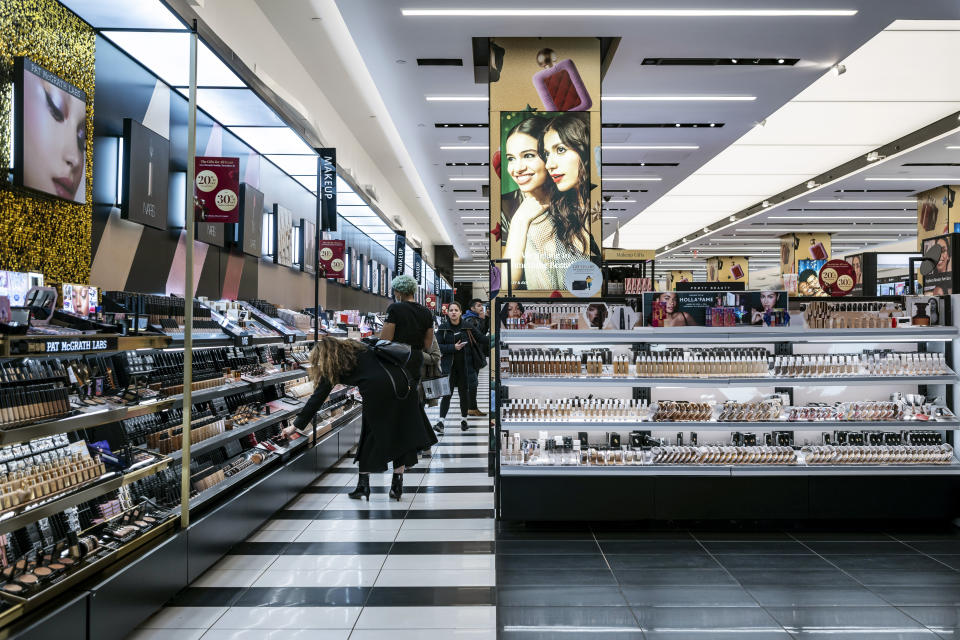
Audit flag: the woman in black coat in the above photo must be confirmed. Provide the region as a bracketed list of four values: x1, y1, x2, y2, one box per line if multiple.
[289, 336, 437, 501]
[436, 302, 485, 432]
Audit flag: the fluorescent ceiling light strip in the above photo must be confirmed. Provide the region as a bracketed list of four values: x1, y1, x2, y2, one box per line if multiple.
[461, 216, 488, 219]
[455, 199, 488, 203]
[603, 177, 662, 182]
[766, 215, 916, 220]
[808, 199, 915, 204]
[449, 177, 488, 182]
[602, 145, 699, 150]
[603, 96, 755, 102]
[426, 96, 488, 102]
[864, 177, 957, 182]
[441, 145, 488, 150]
[402, 9, 858, 17]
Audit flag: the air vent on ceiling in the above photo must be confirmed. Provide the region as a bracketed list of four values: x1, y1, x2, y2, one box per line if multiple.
[453, 189, 477, 192]
[446, 162, 488, 166]
[901, 162, 960, 167]
[642, 57, 798, 66]
[417, 58, 463, 66]
[603, 122, 724, 128]
[835, 189, 914, 193]
[602, 162, 678, 167]
[435, 123, 488, 128]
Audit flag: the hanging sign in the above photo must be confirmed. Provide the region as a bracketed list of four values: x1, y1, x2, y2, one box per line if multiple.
[318, 149, 337, 232]
[413, 249, 423, 284]
[425, 294, 438, 312]
[394, 231, 406, 275]
[318, 239, 346, 278]
[818, 259, 857, 297]
[194, 156, 240, 223]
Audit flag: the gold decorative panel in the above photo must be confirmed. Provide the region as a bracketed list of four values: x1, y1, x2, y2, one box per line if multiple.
[0, 0, 95, 283]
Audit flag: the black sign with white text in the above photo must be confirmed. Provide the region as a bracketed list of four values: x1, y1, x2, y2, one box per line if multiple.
[413, 249, 423, 284]
[318, 148, 337, 232]
[395, 231, 406, 276]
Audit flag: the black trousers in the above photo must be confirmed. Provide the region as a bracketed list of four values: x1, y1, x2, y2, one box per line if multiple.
[440, 359, 469, 419]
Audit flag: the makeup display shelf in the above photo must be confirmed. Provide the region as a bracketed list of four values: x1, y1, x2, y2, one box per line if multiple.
[494, 297, 960, 522]
[0, 326, 363, 640]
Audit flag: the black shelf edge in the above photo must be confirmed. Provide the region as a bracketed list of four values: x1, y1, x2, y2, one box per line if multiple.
[169, 403, 302, 461]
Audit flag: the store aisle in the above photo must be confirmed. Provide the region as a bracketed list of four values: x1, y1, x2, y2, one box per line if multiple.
[128, 378, 494, 640]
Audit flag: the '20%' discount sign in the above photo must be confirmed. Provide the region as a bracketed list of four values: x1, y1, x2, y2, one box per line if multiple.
[818, 259, 857, 297]
[194, 157, 240, 223]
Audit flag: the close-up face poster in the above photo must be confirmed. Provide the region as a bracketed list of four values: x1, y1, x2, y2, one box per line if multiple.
[489, 38, 602, 297]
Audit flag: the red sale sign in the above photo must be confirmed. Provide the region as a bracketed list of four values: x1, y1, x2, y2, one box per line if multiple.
[194, 157, 240, 223]
[425, 294, 438, 312]
[318, 239, 346, 278]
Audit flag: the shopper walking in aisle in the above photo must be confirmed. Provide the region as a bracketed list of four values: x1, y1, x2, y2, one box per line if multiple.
[288, 335, 437, 501]
[437, 301, 484, 431]
[464, 298, 489, 416]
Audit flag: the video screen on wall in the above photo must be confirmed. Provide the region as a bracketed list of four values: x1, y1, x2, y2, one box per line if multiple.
[122, 118, 169, 230]
[15, 57, 88, 203]
[61, 283, 98, 316]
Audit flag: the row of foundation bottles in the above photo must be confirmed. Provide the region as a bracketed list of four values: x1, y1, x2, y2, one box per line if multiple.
[504, 397, 649, 421]
[504, 348, 951, 378]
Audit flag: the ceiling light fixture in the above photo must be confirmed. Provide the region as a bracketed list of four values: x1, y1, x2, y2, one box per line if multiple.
[865, 151, 884, 162]
[947, 146, 960, 150]
[402, 9, 858, 17]
[808, 199, 914, 204]
[602, 144, 699, 150]
[426, 96, 488, 102]
[603, 95, 755, 102]
[603, 177, 662, 182]
[832, 62, 847, 75]
[766, 215, 917, 220]
[864, 177, 955, 182]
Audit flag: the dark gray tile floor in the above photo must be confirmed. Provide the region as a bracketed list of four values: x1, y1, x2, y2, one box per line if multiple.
[496, 524, 960, 639]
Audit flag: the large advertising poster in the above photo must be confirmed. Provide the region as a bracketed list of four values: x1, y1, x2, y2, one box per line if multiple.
[921, 233, 954, 295]
[669, 271, 694, 290]
[194, 156, 240, 223]
[490, 38, 601, 297]
[642, 291, 789, 327]
[121, 118, 169, 230]
[917, 186, 955, 250]
[273, 204, 294, 267]
[15, 57, 88, 204]
[706, 256, 749, 288]
[237, 184, 264, 257]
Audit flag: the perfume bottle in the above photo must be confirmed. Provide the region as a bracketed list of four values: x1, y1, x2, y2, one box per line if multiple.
[531, 48, 593, 112]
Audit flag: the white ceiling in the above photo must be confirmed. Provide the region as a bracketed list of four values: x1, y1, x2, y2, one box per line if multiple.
[323, 0, 960, 274]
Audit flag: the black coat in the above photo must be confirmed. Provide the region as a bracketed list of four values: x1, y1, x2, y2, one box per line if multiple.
[436, 317, 485, 375]
[293, 349, 437, 472]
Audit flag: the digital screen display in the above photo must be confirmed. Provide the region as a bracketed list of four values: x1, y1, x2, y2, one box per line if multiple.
[122, 118, 169, 229]
[15, 57, 87, 203]
[62, 283, 98, 316]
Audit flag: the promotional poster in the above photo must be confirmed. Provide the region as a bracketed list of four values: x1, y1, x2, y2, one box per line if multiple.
[642, 291, 789, 327]
[194, 156, 240, 223]
[669, 271, 694, 290]
[848, 253, 865, 295]
[273, 204, 294, 267]
[61, 283, 97, 316]
[797, 259, 828, 296]
[300, 220, 316, 274]
[237, 184, 264, 258]
[818, 259, 856, 296]
[921, 233, 954, 295]
[706, 256, 749, 288]
[490, 38, 602, 297]
[906, 296, 945, 326]
[916, 186, 954, 250]
[122, 118, 169, 230]
[15, 57, 88, 204]
[498, 299, 642, 330]
[318, 240, 345, 278]
[780, 232, 831, 276]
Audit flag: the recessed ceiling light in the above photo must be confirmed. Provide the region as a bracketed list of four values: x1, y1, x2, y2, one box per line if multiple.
[808, 199, 915, 203]
[603, 95, 755, 101]
[449, 177, 488, 181]
[441, 145, 488, 150]
[402, 9, 858, 17]
[601, 144, 699, 150]
[947, 146, 960, 150]
[864, 177, 956, 182]
[603, 177, 662, 182]
[426, 96, 488, 102]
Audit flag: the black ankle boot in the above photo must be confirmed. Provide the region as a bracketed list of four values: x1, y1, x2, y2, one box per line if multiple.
[461, 419, 468, 431]
[348, 474, 370, 501]
[389, 473, 403, 501]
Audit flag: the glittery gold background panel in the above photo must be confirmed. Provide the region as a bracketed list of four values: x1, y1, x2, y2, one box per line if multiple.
[0, 0, 95, 283]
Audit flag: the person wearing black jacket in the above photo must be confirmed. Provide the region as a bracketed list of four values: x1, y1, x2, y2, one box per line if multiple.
[287, 336, 437, 502]
[464, 299, 489, 416]
[436, 302, 484, 432]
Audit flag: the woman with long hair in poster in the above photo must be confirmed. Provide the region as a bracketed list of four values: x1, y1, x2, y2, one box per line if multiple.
[504, 112, 595, 290]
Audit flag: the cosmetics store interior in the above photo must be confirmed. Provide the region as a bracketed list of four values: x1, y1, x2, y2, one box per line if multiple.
[8, 0, 960, 639]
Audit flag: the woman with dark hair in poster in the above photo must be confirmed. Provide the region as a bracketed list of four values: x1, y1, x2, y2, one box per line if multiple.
[504, 112, 594, 291]
[583, 303, 607, 329]
[751, 290, 779, 325]
[499, 301, 525, 327]
[501, 116, 555, 233]
[653, 292, 697, 327]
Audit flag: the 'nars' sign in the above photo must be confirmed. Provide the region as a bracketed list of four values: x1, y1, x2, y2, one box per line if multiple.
[318, 148, 337, 232]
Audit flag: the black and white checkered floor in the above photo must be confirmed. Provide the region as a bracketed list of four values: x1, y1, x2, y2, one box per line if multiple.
[127, 379, 494, 640]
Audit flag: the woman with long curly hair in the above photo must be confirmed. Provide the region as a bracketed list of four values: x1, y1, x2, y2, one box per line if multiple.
[504, 112, 597, 290]
[287, 335, 437, 501]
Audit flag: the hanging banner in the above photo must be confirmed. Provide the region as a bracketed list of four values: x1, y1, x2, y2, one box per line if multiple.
[818, 259, 857, 297]
[425, 294, 438, 312]
[413, 249, 423, 284]
[434, 272, 440, 295]
[194, 156, 240, 223]
[394, 231, 406, 275]
[318, 239, 345, 278]
[318, 148, 337, 232]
